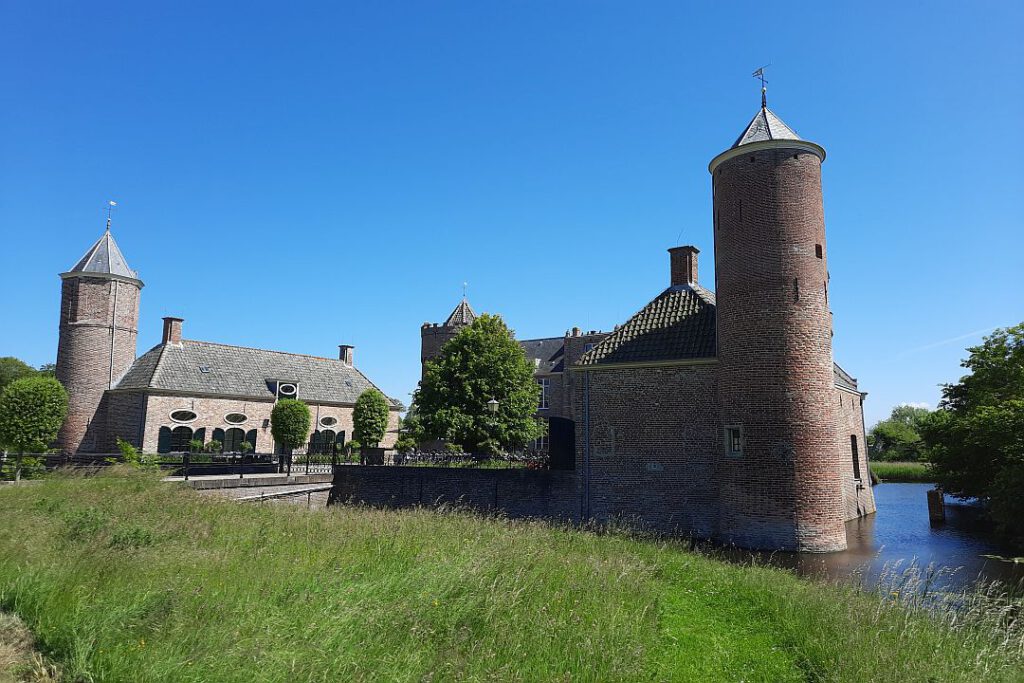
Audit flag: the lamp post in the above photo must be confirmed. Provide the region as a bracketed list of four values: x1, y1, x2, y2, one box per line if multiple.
[486, 398, 502, 466]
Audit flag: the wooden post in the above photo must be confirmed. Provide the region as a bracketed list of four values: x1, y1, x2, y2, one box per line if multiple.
[927, 487, 945, 524]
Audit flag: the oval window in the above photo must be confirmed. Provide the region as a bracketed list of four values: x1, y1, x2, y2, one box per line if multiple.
[278, 383, 297, 396]
[170, 410, 197, 423]
[225, 413, 247, 425]
[319, 416, 338, 427]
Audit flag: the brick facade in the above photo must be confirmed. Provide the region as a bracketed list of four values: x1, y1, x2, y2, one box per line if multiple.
[56, 275, 141, 454]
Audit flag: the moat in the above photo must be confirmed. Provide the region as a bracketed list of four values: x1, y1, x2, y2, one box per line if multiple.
[732, 483, 1024, 590]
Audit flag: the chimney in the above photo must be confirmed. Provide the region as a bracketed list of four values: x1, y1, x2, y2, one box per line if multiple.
[668, 246, 699, 286]
[571, 326, 581, 337]
[162, 317, 184, 345]
[338, 344, 354, 366]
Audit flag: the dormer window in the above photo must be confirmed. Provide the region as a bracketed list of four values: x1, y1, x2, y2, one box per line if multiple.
[278, 383, 297, 398]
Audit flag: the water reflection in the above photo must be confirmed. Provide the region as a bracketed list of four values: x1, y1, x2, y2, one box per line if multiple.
[719, 483, 1023, 590]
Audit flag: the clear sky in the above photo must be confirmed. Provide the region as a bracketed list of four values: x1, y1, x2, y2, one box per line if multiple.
[2, 2, 1022, 427]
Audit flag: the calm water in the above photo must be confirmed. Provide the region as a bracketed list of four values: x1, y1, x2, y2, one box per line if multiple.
[724, 483, 1024, 590]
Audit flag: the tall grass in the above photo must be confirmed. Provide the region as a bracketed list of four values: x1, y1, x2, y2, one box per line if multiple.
[0, 469, 1020, 682]
[870, 460, 936, 482]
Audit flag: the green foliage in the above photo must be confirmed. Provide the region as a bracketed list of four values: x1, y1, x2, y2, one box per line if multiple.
[394, 436, 417, 454]
[37, 363, 56, 378]
[0, 375, 68, 453]
[868, 461, 936, 483]
[414, 314, 543, 453]
[0, 357, 38, 394]
[239, 440, 254, 454]
[0, 472, 1021, 681]
[868, 404, 931, 461]
[187, 439, 204, 454]
[271, 399, 311, 451]
[204, 439, 222, 454]
[401, 403, 424, 443]
[353, 388, 390, 447]
[921, 323, 1024, 541]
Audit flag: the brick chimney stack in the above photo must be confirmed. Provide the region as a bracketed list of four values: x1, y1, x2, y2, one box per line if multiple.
[668, 246, 699, 286]
[162, 317, 183, 345]
[339, 344, 354, 366]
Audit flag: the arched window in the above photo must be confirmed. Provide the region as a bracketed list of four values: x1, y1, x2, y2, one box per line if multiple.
[322, 429, 336, 446]
[212, 428, 225, 445]
[310, 430, 323, 454]
[224, 428, 245, 453]
[158, 426, 172, 454]
[193, 427, 206, 445]
[170, 426, 193, 452]
[245, 429, 258, 451]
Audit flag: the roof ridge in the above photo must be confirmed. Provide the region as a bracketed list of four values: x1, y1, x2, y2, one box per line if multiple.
[181, 339, 344, 363]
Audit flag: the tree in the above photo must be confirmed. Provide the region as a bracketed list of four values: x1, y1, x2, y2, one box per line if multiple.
[353, 388, 390, 447]
[37, 363, 56, 378]
[868, 405, 931, 461]
[271, 399, 311, 453]
[0, 376, 68, 481]
[920, 323, 1024, 541]
[0, 357, 37, 394]
[414, 313, 542, 454]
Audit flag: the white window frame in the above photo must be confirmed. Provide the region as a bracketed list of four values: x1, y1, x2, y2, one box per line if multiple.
[538, 377, 550, 410]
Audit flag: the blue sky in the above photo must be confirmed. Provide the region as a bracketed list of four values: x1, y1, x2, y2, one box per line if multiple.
[2, 2, 1021, 426]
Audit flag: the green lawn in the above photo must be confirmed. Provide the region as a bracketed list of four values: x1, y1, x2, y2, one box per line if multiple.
[870, 460, 936, 482]
[0, 470, 1020, 682]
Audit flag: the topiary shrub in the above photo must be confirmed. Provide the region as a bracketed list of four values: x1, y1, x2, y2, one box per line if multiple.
[204, 440, 222, 454]
[271, 399, 311, 454]
[188, 439, 204, 454]
[0, 376, 68, 481]
[353, 389, 390, 447]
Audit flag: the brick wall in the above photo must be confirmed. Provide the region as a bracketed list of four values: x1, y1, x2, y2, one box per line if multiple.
[330, 466, 580, 521]
[713, 146, 848, 552]
[138, 393, 400, 453]
[835, 387, 877, 518]
[56, 276, 140, 453]
[572, 362, 721, 537]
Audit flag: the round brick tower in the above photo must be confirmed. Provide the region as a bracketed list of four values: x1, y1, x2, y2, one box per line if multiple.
[55, 223, 142, 454]
[709, 97, 847, 552]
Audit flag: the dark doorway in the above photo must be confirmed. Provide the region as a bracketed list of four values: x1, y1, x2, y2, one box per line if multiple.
[548, 417, 575, 470]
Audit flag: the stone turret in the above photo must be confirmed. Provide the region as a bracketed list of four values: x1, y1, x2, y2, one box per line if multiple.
[710, 98, 847, 551]
[55, 224, 142, 453]
[420, 298, 477, 380]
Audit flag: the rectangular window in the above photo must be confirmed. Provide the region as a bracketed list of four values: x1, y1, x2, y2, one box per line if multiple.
[725, 426, 743, 457]
[533, 435, 549, 452]
[538, 377, 550, 410]
[851, 435, 861, 480]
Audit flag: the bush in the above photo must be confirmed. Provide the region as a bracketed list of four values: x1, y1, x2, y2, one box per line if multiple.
[239, 441, 254, 454]
[0, 375, 68, 453]
[353, 389, 390, 447]
[204, 439, 223, 454]
[271, 399, 311, 453]
[394, 436, 416, 455]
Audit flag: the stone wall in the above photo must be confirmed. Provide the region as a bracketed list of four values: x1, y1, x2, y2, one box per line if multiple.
[330, 466, 580, 521]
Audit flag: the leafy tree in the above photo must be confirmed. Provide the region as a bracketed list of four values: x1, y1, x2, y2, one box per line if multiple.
[204, 440, 223, 454]
[271, 399, 311, 454]
[353, 388, 390, 447]
[0, 376, 68, 481]
[920, 323, 1024, 541]
[868, 405, 931, 461]
[401, 403, 424, 444]
[414, 313, 542, 454]
[394, 436, 416, 455]
[0, 357, 37, 394]
[37, 363, 56, 378]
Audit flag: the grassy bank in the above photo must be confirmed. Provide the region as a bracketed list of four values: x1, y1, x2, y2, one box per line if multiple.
[870, 460, 936, 482]
[0, 471, 1020, 682]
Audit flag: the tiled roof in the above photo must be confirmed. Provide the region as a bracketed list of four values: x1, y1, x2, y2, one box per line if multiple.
[833, 363, 859, 392]
[519, 337, 565, 374]
[65, 229, 139, 280]
[578, 285, 718, 366]
[445, 299, 477, 327]
[732, 107, 802, 148]
[115, 339, 401, 407]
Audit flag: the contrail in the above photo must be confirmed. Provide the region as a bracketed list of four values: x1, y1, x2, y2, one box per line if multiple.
[897, 326, 1000, 357]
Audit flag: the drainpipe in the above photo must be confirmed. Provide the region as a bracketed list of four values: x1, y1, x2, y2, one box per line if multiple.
[108, 281, 119, 389]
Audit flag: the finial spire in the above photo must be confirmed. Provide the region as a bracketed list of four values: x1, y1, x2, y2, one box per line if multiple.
[105, 200, 117, 232]
[752, 65, 769, 108]
[462, 281, 468, 300]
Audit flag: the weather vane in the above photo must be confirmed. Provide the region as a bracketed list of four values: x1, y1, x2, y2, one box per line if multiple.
[462, 281, 468, 300]
[105, 200, 117, 232]
[752, 65, 770, 108]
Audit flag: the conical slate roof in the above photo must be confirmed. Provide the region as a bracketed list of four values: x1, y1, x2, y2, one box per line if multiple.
[732, 106, 802, 148]
[66, 229, 139, 280]
[445, 298, 477, 327]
